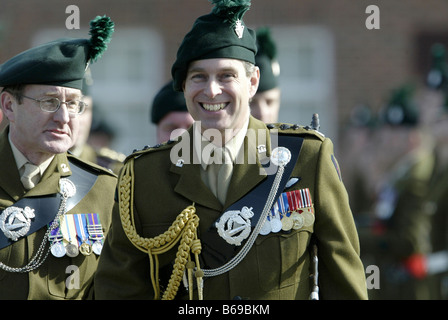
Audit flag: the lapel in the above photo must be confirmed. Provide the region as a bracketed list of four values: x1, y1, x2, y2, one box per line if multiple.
[0, 129, 72, 200]
[170, 126, 222, 211]
[24, 153, 72, 197]
[169, 116, 272, 212]
[224, 117, 271, 208]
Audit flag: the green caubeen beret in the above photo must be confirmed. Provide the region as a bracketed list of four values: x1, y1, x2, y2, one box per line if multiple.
[171, 0, 257, 92]
[151, 81, 188, 124]
[0, 16, 114, 90]
[255, 27, 280, 92]
[381, 84, 419, 126]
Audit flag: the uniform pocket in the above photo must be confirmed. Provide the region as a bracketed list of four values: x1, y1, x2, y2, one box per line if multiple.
[255, 225, 313, 292]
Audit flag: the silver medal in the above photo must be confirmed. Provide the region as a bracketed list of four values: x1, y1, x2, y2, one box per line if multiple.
[92, 241, 103, 255]
[270, 217, 282, 233]
[259, 217, 272, 236]
[51, 241, 66, 258]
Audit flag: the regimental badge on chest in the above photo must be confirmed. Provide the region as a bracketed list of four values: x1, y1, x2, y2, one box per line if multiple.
[0, 206, 35, 242]
[216, 206, 254, 246]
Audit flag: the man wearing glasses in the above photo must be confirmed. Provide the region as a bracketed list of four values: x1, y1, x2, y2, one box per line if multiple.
[0, 16, 117, 299]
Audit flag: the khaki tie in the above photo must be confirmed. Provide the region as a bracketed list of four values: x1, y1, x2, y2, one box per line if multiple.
[21, 163, 40, 190]
[216, 147, 233, 205]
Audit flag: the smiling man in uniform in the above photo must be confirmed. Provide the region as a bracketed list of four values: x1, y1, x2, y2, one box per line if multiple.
[95, 0, 367, 300]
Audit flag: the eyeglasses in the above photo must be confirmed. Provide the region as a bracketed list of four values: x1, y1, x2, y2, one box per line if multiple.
[21, 95, 87, 115]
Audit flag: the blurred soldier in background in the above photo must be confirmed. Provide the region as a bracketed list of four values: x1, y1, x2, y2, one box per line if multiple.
[150, 81, 194, 144]
[70, 68, 124, 174]
[359, 84, 436, 299]
[420, 43, 448, 299]
[340, 103, 378, 225]
[250, 27, 281, 124]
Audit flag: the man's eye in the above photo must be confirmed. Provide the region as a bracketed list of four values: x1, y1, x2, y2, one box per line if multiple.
[220, 73, 236, 81]
[191, 74, 205, 80]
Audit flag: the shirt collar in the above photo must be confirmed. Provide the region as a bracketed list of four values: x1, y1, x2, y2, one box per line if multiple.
[195, 118, 249, 171]
[9, 133, 54, 175]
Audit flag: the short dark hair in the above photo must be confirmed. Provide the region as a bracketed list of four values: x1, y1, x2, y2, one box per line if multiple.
[1, 84, 26, 104]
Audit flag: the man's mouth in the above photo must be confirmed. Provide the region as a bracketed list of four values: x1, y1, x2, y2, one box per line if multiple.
[201, 103, 227, 111]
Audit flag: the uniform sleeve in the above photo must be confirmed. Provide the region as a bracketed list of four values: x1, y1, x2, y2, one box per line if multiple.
[313, 138, 368, 299]
[94, 200, 154, 299]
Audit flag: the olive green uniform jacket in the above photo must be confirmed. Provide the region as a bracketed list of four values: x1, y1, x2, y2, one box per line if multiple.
[359, 146, 435, 299]
[423, 151, 448, 299]
[0, 129, 117, 299]
[95, 116, 367, 300]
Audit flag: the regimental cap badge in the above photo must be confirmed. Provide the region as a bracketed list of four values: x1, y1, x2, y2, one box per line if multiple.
[235, 19, 244, 38]
[211, 0, 251, 39]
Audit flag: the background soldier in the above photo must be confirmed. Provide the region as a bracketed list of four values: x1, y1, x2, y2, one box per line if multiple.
[0, 16, 117, 299]
[250, 27, 281, 124]
[70, 68, 125, 174]
[150, 80, 194, 144]
[359, 84, 436, 299]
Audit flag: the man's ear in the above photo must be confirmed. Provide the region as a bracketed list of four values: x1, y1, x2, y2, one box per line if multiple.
[248, 66, 260, 98]
[0, 91, 17, 122]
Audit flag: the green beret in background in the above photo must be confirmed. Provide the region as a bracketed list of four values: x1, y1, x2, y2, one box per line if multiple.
[381, 84, 419, 126]
[151, 81, 188, 124]
[171, 0, 257, 92]
[0, 16, 114, 90]
[255, 27, 280, 92]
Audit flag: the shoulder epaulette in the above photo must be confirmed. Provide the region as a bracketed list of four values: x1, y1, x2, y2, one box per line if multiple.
[266, 123, 325, 141]
[67, 153, 117, 177]
[125, 139, 176, 162]
[97, 147, 126, 162]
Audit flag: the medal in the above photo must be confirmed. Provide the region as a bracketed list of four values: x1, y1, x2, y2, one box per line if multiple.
[51, 241, 66, 258]
[87, 213, 104, 255]
[66, 243, 79, 257]
[74, 214, 92, 256]
[80, 242, 92, 256]
[303, 208, 315, 227]
[61, 214, 79, 257]
[270, 217, 282, 233]
[269, 203, 282, 233]
[281, 214, 293, 231]
[291, 212, 304, 230]
[277, 193, 292, 231]
[92, 240, 103, 255]
[259, 216, 271, 236]
[287, 190, 304, 230]
[49, 222, 66, 258]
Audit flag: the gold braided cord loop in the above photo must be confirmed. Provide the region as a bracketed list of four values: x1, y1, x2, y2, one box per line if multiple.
[118, 159, 203, 300]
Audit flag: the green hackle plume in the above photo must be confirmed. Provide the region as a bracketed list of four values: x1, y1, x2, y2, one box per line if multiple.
[88, 15, 114, 62]
[256, 27, 277, 60]
[210, 0, 251, 26]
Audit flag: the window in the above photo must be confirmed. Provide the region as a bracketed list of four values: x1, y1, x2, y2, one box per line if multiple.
[270, 26, 336, 141]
